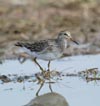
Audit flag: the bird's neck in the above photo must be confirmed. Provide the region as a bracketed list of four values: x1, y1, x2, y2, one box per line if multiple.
[57, 38, 67, 51]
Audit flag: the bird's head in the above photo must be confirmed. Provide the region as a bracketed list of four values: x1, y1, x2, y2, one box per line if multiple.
[58, 31, 79, 45]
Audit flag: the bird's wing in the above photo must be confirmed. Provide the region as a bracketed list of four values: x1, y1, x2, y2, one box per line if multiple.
[15, 40, 51, 52]
[38, 40, 59, 54]
[15, 38, 58, 53]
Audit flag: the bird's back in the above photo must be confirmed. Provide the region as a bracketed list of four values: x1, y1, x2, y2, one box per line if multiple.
[15, 40, 48, 52]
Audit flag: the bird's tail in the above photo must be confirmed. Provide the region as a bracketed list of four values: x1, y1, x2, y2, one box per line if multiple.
[15, 42, 24, 47]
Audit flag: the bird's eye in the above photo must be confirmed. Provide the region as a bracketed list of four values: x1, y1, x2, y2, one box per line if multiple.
[64, 33, 67, 35]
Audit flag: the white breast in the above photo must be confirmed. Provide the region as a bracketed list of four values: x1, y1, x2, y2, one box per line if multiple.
[36, 52, 62, 61]
[21, 46, 63, 61]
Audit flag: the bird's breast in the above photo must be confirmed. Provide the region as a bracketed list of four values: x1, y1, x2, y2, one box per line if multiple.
[32, 51, 63, 61]
[59, 39, 67, 51]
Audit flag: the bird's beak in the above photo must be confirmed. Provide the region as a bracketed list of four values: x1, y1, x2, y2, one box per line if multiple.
[70, 37, 79, 45]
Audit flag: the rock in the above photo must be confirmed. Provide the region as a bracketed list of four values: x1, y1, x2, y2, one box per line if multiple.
[24, 92, 69, 106]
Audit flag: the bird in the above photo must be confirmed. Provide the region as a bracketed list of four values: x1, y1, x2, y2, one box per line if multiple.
[15, 31, 78, 72]
[15, 31, 78, 95]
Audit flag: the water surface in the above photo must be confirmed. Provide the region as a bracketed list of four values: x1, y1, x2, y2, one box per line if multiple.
[0, 54, 100, 106]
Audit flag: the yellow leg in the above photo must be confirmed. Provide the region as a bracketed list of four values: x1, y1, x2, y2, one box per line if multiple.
[33, 58, 44, 73]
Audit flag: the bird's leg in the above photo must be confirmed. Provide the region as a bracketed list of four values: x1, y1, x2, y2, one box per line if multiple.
[36, 81, 44, 96]
[47, 60, 53, 92]
[33, 58, 44, 73]
[47, 60, 51, 71]
[13, 52, 28, 64]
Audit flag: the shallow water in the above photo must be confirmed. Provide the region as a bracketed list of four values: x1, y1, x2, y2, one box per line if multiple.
[0, 54, 100, 106]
